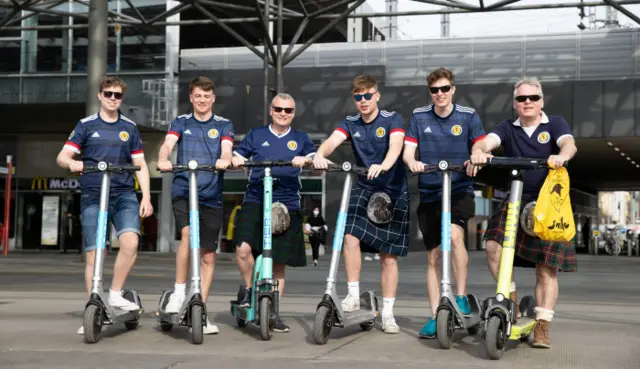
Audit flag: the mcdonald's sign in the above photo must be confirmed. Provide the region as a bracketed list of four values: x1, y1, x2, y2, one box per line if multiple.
[31, 176, 48, 190]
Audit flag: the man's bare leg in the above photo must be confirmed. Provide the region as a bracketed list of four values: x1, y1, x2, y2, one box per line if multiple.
[342, 234, 362, 311]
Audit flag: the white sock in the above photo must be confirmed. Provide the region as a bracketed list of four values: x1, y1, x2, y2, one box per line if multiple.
[382, 297, 395, 317]
[510, 281, 517, 293]
[535, 307, 554, 322]
[347, 282, 359, 297]
[109, 289, 121, 299]
[174, 283, 186, 296]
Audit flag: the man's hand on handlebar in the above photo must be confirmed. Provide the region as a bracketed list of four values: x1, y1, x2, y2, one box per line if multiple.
[291, 156, 310, 168]
[407, 160, 424, 174]
[216, 158, 231, 170]
[368, 164, 386, 180]
[231, 156, 246, 168]
[157, 159, 173, 172]
[547, 154, 569, 169]
[69, 160, 84, 173]
[312, 155, 331, 170]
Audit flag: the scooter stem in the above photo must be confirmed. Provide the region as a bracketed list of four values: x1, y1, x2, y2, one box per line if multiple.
[496, 176, 525, 297]
[188, 167, 201, 293]
[441, 169, 452, 294]
[92, 170, 111, 295]
[326, 172, 352, 294]
[262, 167, 273, 280]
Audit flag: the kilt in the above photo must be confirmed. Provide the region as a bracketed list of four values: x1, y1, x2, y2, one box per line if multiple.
[345, 185, 410, 257]
[234, 202, 307, 267]
[483, 198, 577, 272]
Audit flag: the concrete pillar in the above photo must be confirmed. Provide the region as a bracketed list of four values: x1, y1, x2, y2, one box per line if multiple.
[85, 0, 108, 115]
[61, 1, 74, 74]
[157, 0, 182, 253]
[20, 12, 38, 74]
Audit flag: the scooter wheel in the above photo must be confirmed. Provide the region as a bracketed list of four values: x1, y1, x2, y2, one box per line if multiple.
[360, 320, 375, 331]
[436, 308, 453, 349]
[189, 304, 204, 345]
[259, 297, 272, 341]
[124, 320, 138, 330]
[312, 305, 333, 345]
[485, 315, 506, 360]
[236, 317, 247, 328]
[160, 322, 173, 332]
[83, 304, 102, 344]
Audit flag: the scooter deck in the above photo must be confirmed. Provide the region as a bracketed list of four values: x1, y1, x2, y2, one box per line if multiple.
[156, 290, 190, 326]
[96, 290, 143, 325]
[442, 293, 483, 330]
[509, 317, 535, 340]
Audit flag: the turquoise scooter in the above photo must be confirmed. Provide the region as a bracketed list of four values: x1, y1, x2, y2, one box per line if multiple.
[229, 160, 293, 341]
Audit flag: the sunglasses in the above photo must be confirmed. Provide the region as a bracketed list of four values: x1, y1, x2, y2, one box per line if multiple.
[429, 85, 452, 94]
[102, 90, 123, 100]
[515, 94, 541, 103]
[273, 106, 294, 114]
[353, 91, 377, 102]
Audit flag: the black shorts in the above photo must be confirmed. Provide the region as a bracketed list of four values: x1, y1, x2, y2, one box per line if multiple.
[172, 197, 222, 251]
[417, 192, 475, 251]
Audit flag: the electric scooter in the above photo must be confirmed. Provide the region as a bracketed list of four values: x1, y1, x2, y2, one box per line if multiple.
[229, 160, 293, 341]
[81, 161, 144, 344]
[312, 161, 380, 345]
[477, 156, 566, 360]
[420, 160, 483, 349]
[156, 160, 217, 345]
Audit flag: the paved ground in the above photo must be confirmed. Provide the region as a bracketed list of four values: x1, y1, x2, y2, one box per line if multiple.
[1, 250, 639, 369]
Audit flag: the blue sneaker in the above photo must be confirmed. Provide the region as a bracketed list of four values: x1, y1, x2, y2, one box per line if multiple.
[456, 295, 471, 316]
[418, 317, 436, 339]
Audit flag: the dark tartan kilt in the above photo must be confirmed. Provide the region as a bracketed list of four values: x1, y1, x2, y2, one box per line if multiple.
[234, 202, 307, 267]
[483, 198, 577, 272]
[345, 185, 410, 257]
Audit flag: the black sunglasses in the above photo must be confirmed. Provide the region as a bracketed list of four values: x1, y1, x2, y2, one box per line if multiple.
[429, 85, 452, 94]
[353, 91, 377, 102]
[273, 106, 294, 114]
[102, 90, 123, 100]
[515, 94, 541, 103]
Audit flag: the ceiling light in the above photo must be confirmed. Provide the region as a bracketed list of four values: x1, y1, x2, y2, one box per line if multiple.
[615, 147, 620, 151]
[621, 152, 626, 156]
[637, 164, 639, 168]
[627, 157, 631, 160]
[633, 161, 636, 165]
[607, 141, 613, 146]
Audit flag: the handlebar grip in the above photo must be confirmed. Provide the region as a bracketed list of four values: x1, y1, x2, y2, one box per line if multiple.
[486, 156, 551, 170]
[242, 160, 293, 168]
[117, 165, 141, 173]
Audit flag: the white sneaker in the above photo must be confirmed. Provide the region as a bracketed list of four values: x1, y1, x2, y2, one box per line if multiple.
[341, 294, 360, 312]
[165, 293, 185, 314]
[108, 292, 140, 311]
[77, 326, 84, 335]
[382, 315, 399, 334]
[203, 318, 219, 335]
[374, 254, 380, 260]
[364, 256, 373, 261]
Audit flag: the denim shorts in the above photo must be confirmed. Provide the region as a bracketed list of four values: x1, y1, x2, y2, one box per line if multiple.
[81, 191, 141, 251]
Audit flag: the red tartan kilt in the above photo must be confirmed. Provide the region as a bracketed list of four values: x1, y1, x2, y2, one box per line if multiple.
[483, 199, 578, 272]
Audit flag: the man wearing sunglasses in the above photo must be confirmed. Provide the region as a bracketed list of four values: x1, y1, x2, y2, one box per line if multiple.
[56, 76, 154, 335]
[403, 67, 486, 339]
[468, 77, 578, 348]
[313, 74, 408, 334]
[231, 93, 316, 333]
[157, 76, 234, 335]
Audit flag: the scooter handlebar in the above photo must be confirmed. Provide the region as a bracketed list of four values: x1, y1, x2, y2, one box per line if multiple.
[157, 163, 221, 173]
[410, 161, 467, 176]
[81, 162, 140, 174]
[483, 156, 568, 170]
[241, 160, 293, 168]
[319, 162, 378, 176]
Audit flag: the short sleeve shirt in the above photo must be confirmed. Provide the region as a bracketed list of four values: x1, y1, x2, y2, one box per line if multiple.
[333, 110, 408, 197]
[488, 112, 573, 199]
[63, 112, 143, 196]
[167, 113, 235, 208]
[233, 125, 316, 210]
[404, 104, 486, 203]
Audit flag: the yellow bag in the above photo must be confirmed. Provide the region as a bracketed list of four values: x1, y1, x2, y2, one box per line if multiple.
[532, 167, 575, 242]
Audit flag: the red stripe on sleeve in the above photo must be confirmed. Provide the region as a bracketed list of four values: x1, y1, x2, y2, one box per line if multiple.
[65, 141, 80, 149]
[404, 137, 418, 144]
[167, 131, 179, 138]
[131, 149, 144, 155]
[335, 128, 349, 138]
[472, 134, 487, 144]
[390, 128, 405, 134]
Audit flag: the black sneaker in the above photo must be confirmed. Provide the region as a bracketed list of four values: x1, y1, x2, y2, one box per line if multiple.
[238, 288, 252, 308]
[273, 318, 290, 333]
